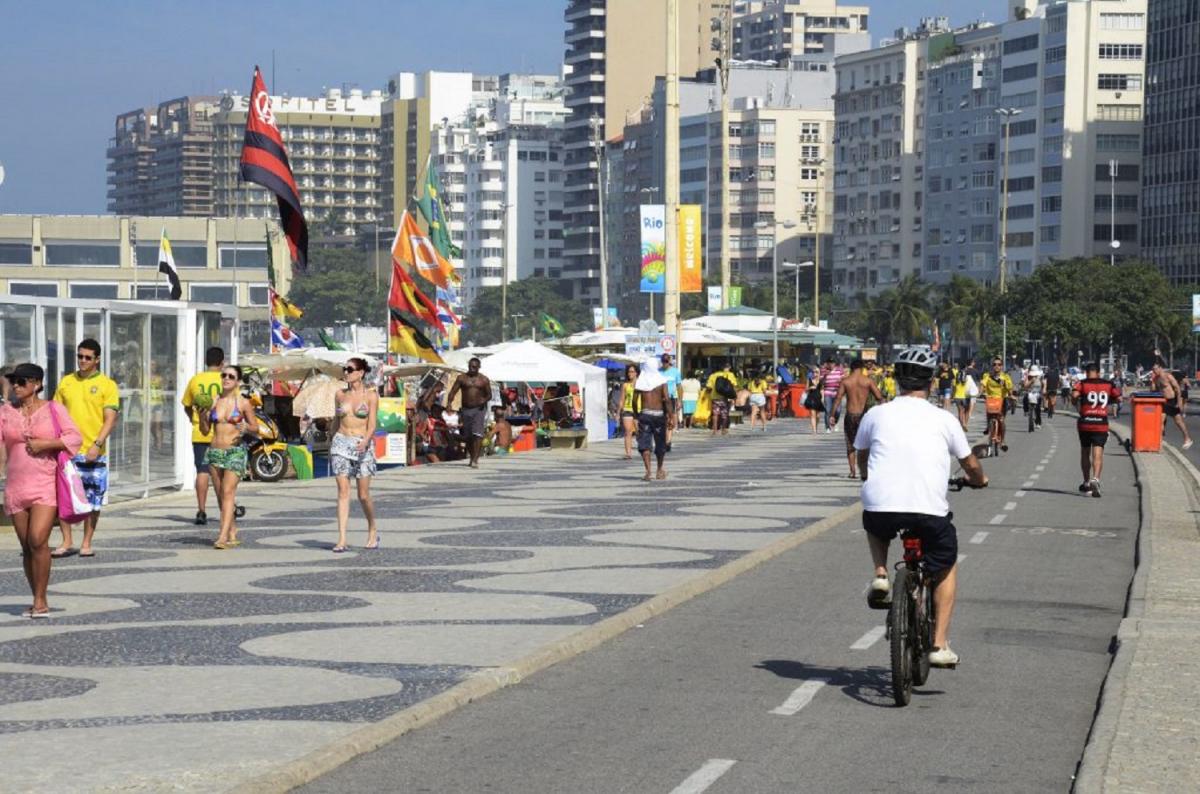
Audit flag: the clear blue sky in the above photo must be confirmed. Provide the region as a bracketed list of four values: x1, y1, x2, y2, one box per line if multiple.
[0, 0, 999, 215]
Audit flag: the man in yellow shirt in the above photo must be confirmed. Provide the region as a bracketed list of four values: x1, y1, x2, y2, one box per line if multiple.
[181, 347, 226, 525]
[52, 339, 120, 558]
[706, 362, 738, 436]
[980, 357, 1015, 452]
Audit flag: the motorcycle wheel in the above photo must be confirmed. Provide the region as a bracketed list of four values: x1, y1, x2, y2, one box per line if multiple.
[251, 449, 289, 482]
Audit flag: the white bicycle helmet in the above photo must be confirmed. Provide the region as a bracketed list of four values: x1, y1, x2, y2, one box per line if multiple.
[893, 346, 939, 387]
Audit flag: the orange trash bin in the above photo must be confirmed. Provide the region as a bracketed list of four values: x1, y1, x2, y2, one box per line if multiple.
[1130, 392, 1166, 452]
[788, 384, 811, 417]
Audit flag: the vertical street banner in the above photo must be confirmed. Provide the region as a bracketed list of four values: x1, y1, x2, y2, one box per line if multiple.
[592, 306, 618, 331]
[639, 204, 666, 294]
[707, 285, 722, 312]
[678, 204, 702, 293]
[1193, 294, 1200, 333]
[728, 285, 743, 307]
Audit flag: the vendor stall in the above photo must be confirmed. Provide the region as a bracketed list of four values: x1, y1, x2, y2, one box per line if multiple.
[479, 340, 608, 444]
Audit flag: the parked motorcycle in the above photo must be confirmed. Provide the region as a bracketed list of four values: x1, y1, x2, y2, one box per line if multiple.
[241, 380, 290, 482]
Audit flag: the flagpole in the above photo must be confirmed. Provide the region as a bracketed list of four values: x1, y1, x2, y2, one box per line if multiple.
[158, 225, 167, 298]
[130, 220, 139, 298]
[233, 184, 240, 350]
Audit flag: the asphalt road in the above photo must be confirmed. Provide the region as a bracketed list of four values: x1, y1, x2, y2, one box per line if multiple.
[302, 412, 1138, 794]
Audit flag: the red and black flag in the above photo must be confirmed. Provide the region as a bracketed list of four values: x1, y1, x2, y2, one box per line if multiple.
[239, 66, 308, 271]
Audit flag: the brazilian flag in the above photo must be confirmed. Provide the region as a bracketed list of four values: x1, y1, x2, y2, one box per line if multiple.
[540, 312, 565, 338]
[415, 161, 462, 260]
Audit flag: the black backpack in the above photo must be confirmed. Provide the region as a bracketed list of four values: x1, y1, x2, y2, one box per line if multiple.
[714, 375, 737, 400]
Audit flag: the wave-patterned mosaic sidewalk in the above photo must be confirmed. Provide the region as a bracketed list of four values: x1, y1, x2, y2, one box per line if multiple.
[0, 423, 857, 792]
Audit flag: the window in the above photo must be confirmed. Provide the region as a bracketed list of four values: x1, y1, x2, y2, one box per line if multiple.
[1042, 166, 1062, 183]
[1041, 225, 1061, 243]
[1043, 105, 1064, 126]
[1044, 45, 1066, 64]
[1004, 148, 1036, 165]
[1098, 44, 1143, 60]
[971, 170, 995, 188]
[1099, 13, 1144, 30]
[1044, 135, 1063, 154]
[1094, 223, 1138, 241]
[1007, 204, 1035, 220]
[533, 248, 545, 259]
[534, 171, 546, 182]
[800, 122, 821, 140]
[1003, 34, 1040, 55]
[44, 241, 119, 266]
[218, 246, 268, 269]
[1004, 176, 1035, 193]
[1003, 63, 1038, 83]
[0, 241, 31, 265]
[136, 242, 207, 269]
[248, 285, 269, 306]
[190, 284, 236, 304]
[1041, 196, 1062, 213]
[971, 224, 994, 243]
[1044, 76, 1065, 95]
[1097, 134, 1140, 152]
[1095, 194, 1139, 212]
[1005, 232, 1034, 248]
[1095, 163, 1139, 181]
[1046, 14, 1067, 34]
[1006, 119, 1037, 137]
[972, 198, 994, 216]
[1097, 74, 1142, 91]
[8, 281, 58, 297]
[1002, 91, 1038, 109]
[758, 142, 775, 158]
[800, 145, 821, 160]
[69, 282, 120, 300]
[133, 285, 176, 300]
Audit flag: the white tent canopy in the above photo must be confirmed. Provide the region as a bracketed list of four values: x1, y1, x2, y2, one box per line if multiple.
[479, 340, 609, 443]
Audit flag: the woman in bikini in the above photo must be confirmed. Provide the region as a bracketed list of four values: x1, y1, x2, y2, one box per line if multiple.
[621, 364, 638, 460]
[331, 357, 379, 552]
[198, 366, 257, 549]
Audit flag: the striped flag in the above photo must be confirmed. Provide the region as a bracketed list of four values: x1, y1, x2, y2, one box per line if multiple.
[389, 258, 446, 336]
[239, 66, 308, 271]
[156, 227, 183, 300]
[392, 210, 458, 288]
[389, 309, 443, 363]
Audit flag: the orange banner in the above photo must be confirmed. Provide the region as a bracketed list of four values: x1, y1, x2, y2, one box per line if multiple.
[678, 204, 702, 293]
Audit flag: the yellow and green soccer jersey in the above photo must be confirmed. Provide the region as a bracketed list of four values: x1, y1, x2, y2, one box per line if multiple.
[980, 372, 1013, 400]
[53, 371, 120, 454]
[182, 371, 223, 443]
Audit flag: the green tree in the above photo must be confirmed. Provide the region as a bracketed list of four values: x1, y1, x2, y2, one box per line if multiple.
[465, 277, 591, 345]
[889, 274, 934, 344]
[287, 248, 390, 330]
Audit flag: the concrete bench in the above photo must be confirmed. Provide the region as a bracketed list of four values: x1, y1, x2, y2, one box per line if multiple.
[548, 429, 588, 450]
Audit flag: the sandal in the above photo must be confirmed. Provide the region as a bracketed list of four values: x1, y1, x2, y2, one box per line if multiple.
[50, 547, 75, 559]
[332, 545, 347, 554]
[213, 541, 228, 550]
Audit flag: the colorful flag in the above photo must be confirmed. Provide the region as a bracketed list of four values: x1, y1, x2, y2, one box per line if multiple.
[415, 159, 461, 260]
[540, 312, 564, 337]
[156, 227, 183, 300]
[389, 309, 443, 363]
[389, 259, 446, 335]
[239, 66, 308, 271]
[317, 328, 345, 351]
[393, 210, 457, 288]
[269, 287, 305, 352]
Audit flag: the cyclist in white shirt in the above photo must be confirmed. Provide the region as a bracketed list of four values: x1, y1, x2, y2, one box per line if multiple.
[854, 347, 988, 668]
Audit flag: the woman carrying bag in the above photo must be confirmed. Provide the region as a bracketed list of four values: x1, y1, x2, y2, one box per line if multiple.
[804, 365, 824, 434]
[0, 363, 83, 619]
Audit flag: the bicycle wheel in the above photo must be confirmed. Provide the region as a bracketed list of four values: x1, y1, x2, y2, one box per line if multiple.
[912, 577, 933, 687]
[889, 567, 913, 707]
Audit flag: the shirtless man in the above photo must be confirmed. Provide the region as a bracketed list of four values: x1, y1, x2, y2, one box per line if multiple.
[447, 357, 493, 467]
[834, 359, 884, 478]
[633, 358, 675, 481]
[1151, 357, 1193, 449]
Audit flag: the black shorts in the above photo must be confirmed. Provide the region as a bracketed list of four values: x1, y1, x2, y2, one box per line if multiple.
[862, 511, 959, 575]
[1164, 403, 1181, 418]
[192, 442, 210, 474]
[1078, 430, 1109, 448]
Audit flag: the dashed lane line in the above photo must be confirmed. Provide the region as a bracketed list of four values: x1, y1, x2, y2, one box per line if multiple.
[849, 626, 886, 650]
[1015, 490, 1027, 497]
[989, 514, 1008, 524]
[1022, 480, 1034, 488]
[1035, 465, 1045, 472]
[970, 531, 989, 544]
[1004, 501, 1018, 511]
[769, 680, 829, 716]
[670, 759, 739, 794]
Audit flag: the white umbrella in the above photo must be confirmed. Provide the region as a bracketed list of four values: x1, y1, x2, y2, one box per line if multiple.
[239, 348, 380, 382]
[292, 376, 346, 418]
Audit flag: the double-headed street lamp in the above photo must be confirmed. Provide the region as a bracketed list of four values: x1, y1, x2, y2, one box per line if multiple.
[782, 259, 815, 325]
[995, 107, 1022, 367]
[756, 218, 797, 369]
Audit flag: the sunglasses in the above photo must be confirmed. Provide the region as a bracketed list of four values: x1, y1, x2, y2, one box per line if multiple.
[343, 366, 361, 373]
[221, 373, 238, 380]
[76, 353, 95, 361]
[9, 377, 32, 387]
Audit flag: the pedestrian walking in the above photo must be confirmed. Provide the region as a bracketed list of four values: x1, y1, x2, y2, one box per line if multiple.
[747, 369, 769, 431]
[821, 358, 845, 432]
[331, 357, 379, 552]
[804, 365, 823, 433]
[1150, 358, 1193, 449]
[1, 364, 82, 618]
[446, 357, 493, 468]
[680, 371, 701, 428]
[1072, 362, 1123, 498]
[706, 361, 737, 436]
[181, 347, 226, 525]
[937, 362, 954, 410]
[618, 364, 638, 458]
[49, 339, 119, 559]
[834, 359, 883, 478]
[198, 365, 257, 549]
[660, 353, 681, 448]
[634, 357, 674, 480]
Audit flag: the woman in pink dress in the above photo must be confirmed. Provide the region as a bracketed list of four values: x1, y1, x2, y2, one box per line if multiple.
[1, 363, 82, 618]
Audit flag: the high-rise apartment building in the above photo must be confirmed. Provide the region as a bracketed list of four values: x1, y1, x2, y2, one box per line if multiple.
[107, 96, 220, 217]
[732, 0, 871, 64]
[834, 1, 1149, 295]
[562, 0, 720, 306]
[211, 88, 384, 236]
[1142, 0, 1199, 283]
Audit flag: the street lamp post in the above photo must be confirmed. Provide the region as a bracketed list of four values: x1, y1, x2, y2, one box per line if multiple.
[995, 107, 1022, 368]
[757, 218, 796, 370]
[1109, 158, 1120, 266]
[591, 115, 609, 328]
[781, 260, 814, 322]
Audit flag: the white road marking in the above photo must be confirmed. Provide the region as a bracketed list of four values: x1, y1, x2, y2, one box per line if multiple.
[1004, 501, 1017, 511]
[1035, 465, 1045, 472]
[1015, 490, 1027, 497]
[957, 553, 968, 563]
[769, 680, 829, 716]
[1029, 473, 1040, 480]
[850, 626, 886, 650]
[1022, 480, 1035, 488]
[970, 531, 989, 544]
[670, 759, 739, 794]
[989, 514, 1007, 524]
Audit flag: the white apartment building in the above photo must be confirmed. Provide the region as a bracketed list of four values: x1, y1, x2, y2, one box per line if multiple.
[733, 0, 871, 64]
[832, 19, 949, 294]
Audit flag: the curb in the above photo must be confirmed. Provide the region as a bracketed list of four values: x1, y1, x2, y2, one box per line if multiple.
[1073, 424, 1191, 791]
[227, 499, 862, 793]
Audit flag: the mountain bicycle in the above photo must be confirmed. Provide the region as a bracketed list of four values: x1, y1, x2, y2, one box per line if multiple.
[886, 476, 984, 707]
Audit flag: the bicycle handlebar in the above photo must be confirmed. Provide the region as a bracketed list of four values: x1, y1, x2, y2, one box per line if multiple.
[948, 476, 987, 492]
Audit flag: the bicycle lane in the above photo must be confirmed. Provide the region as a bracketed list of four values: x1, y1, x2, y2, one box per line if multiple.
[300, 412, 1139, 793]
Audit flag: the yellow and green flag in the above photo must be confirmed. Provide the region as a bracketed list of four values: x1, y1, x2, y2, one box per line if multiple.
[415, 159, 461, 260]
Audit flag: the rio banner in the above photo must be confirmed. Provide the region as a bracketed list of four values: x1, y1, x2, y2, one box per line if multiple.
[678, 204, 703, 293]
[639, 205, 666, 293]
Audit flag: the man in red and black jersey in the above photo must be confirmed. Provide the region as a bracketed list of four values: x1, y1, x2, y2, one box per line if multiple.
[1072, 362, 1122, 498]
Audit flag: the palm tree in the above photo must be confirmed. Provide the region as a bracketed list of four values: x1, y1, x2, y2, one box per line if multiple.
[939, 275, 994, 358]
[889, 274, 933, 345]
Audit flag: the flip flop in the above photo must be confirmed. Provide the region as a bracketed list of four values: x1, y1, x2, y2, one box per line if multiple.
[332, 545, 347, 554]
[364, 534, 381, 550]
[50, 547, 75, 559]
[29, 610, 50, 619]
[78, 551, 95, 558]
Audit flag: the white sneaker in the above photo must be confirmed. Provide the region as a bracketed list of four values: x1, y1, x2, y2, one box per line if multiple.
[1183, 440, 1194, 450]
[867, 575, 890, 609]
[929, 646, 959, 667]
